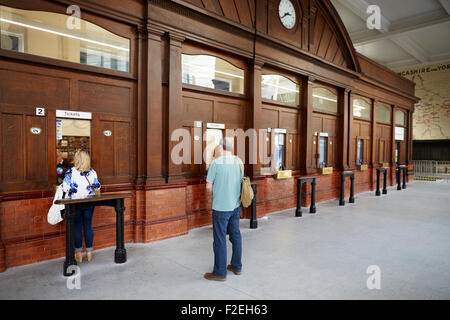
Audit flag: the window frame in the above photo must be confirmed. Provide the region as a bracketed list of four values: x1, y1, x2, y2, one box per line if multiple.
[352, 96, 372, 120]
[0, 4, 134, 79]
[181, 43, 248, 97]
[395, 109, 407, 127]
[261, 73, 301, 107]
[375, 104, 392, 125]
[312, 84, 339, 116]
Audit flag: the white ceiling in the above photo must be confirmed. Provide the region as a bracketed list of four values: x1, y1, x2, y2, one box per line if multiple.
[331, 0, 450, 71]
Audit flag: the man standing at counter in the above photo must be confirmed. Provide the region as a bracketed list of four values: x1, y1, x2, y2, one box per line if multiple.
[204, 137, 243, 281]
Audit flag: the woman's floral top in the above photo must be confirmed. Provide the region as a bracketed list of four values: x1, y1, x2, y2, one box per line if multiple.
[62, 167, 101, 199]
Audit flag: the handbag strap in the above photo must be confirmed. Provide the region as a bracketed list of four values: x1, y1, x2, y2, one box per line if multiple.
[83, 173, 94, 193]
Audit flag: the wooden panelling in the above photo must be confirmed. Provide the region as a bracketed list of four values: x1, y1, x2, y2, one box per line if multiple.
[182, 95, 214, 123]
[78, 81, 131, 115]
[25, 115, 47, 181]
[261, 107, 279, 129]
[216, 101, 245, 128]
[0, 69, 70, 109]
[1, 114, 24, 182]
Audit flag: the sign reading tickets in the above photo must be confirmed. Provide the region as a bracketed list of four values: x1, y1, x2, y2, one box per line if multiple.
[56, 110, 92, 120]
[395, 127, 405, 141]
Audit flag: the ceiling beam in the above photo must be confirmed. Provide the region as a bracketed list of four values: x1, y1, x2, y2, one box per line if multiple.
[439, 0, 450, 15]
[353, 14, 450, 46]
[335, 0, 391, 32]
[391, 36, 430, 63]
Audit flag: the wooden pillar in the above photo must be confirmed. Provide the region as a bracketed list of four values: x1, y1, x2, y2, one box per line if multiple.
[302, 77, 315, 175]
[167, 32, 185, 183]
[407, 109, 413, 165]
[346, 90, 354, 169]
[371, 99, 377, 166]
[146, 24, 166, 185]
[249, 58, 264, 178]
[391, 105, 397, 165]
[338, 88, 350, 170]
[135, 25, 148, 186]
[0, 195, 5, 272]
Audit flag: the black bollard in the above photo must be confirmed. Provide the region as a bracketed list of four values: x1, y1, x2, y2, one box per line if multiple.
[310, 179, 317, 214]
[383, 169, 388, 195]
[376, 169, 381, 196]
[114, 199, 127, 264]
[296, 178, 302, 217]
[339, 174, 346, 206]
[402, 167, 407, 189]
[349, 176, 355, 203]
[397, 168, 402, 190]
[63, 205, 77, 276]
[250, 184, 258, 229]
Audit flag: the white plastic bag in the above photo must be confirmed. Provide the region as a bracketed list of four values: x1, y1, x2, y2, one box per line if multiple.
[47, 185, 65, 225]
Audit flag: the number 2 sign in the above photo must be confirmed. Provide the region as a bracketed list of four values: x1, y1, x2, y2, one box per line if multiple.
[36, 108, 45, 116]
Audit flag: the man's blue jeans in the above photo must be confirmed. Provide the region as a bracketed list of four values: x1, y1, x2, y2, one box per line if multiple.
[74, 207, 94, 252]
[212, 206, 242, 277]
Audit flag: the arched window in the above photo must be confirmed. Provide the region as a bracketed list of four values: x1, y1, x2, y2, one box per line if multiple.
[395, 110, 406, 126]
[0, 5, 130, 72]
[312, 87, 338, 113]
[376, 105, 391, 123]
[182, 54, 245, 94]
[353, 98, 371, 119]
[261, 74, 300, 105]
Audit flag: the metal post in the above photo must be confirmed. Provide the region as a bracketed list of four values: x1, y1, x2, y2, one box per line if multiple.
[114, 199, 127, 264]
[63, 205, 77, 276]
[295, 179, 302, 217]
[349, 175, 355, 203]
[397, 168, 402, 190]
[339, 174, 345, 206]
[382, 169, 388, 195]
[402, 167, 407, 189]
[250, 184, 258, 229]
[310, 179, 317, 214]
[376, 169, 381, 196]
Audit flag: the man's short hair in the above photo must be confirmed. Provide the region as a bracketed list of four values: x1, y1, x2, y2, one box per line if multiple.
[221, 137, 234, 152]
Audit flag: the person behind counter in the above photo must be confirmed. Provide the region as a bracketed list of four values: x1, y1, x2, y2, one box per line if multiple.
[56, 150, 72, 185]
[62, 149, 101, 263]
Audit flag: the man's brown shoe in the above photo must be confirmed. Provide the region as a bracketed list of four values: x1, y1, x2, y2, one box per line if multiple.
[227, 265, 242, 275]
[204, 273, 226, 281]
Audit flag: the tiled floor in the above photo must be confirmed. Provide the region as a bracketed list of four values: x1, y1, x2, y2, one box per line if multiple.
[1, 181, 449, 300]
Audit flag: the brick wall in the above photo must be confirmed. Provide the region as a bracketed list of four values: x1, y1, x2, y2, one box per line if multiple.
[0, 164, 414, 272]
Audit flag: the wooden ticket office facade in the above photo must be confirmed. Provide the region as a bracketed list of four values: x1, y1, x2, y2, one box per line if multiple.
[0, 0, 418, 271]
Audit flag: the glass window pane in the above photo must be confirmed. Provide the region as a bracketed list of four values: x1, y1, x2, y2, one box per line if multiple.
[395, 110, 406, 126]
[182, 54, 244, 94]
[313, 88, 338, 113]
[353, 98, 371, 119]
[0, 5, 130, 72]
[262, 75, 299, 105]
[376, 105, 391, 123]
[357, 139, 363, 164]
[319, 136, 327, 168]
[272, 133, 285, 171]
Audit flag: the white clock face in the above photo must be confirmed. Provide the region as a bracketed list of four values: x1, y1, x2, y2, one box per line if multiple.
[279, 0, 296, 30]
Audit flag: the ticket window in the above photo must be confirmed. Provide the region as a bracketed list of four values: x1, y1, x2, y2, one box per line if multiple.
[357, 139, 364, 165]
[395, 141, 400, 165]
[56, 118, 91, 183]
[319, 136, 328, 168]
[204, 128, 224, 171]
[272, 130, 286, 172]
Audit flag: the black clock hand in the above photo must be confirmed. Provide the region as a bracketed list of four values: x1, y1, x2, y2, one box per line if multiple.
[281, 12, 291, 19]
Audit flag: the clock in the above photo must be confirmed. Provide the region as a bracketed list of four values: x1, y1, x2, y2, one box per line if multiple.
[278, 0, 296, 30]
